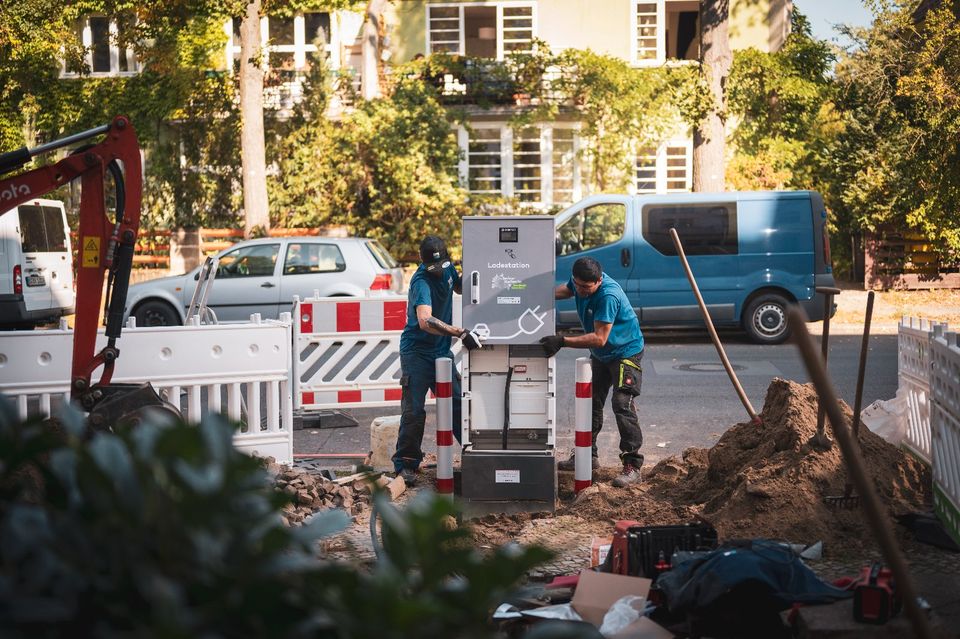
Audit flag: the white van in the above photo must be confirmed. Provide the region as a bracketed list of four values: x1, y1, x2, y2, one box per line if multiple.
[0, 199, 75, 328]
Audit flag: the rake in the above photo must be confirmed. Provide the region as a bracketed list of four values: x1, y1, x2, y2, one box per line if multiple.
[825, 291, 875, 509]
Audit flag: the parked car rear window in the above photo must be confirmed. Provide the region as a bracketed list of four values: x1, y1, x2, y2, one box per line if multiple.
[283, 243, 346, 274]
[642, 203, 738, 256]
[365, 240, 399, 268]
[18, 205, 67, 253]
[218, 243, 280, 277]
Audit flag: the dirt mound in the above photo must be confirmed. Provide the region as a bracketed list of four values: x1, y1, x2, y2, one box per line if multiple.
[558, 378, 931, 556]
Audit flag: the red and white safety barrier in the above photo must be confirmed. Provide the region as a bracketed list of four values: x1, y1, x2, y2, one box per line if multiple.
[298, 297, 408, 335]
[574, 356, 593, 493]
[293, 294, 462, 412]
[435, 356, 455, 498]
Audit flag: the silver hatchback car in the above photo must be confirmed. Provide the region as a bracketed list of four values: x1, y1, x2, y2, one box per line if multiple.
[124, 237, 404, 326]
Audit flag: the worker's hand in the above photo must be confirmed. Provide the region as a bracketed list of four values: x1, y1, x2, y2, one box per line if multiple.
[460, 330, 483, 351]
[539, 335, 565, 357]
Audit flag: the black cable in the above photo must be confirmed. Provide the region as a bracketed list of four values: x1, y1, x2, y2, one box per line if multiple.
[502, 366, 513, 450]
[369, 498, 383, 560]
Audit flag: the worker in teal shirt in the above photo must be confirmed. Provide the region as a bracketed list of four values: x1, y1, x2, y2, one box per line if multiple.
[392, 235, 481, 486]
[540, 256, 644, 486]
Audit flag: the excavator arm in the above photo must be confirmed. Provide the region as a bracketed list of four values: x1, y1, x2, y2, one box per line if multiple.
[0, 116, 154, 418]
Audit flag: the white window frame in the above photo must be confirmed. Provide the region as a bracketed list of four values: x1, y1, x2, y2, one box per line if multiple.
[225, 13, 337, 73]
[633, 139, 693, 194]
[426, 2, 537, 60]
[61, 15, 140, 77]
[630, 0, 700, 67]
[459, 123, 582, 206]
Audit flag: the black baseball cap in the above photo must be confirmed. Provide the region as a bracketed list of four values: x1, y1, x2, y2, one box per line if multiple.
[419, 236, 451, 273]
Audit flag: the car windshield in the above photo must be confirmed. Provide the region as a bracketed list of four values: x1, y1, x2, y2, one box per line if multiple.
[365, 240, 399, 268]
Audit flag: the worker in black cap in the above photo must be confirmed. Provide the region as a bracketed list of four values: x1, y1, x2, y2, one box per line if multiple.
[392, 235, 481, 485]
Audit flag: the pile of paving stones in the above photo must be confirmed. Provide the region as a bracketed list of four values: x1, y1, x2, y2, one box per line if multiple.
[265, 459, 406, 526]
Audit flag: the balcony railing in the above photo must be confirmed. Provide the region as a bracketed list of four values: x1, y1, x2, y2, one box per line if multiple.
[401, 56, 572, 108]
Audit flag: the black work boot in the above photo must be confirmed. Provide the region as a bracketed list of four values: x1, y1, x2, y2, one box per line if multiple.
[557, 453, 600, 472]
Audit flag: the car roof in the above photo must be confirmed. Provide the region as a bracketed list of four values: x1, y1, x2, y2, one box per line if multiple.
[233, 236, 367, 246]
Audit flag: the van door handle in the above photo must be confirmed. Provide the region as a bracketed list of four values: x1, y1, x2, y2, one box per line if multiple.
[260, 282, 275, 288]
[620, 248, 631, 267]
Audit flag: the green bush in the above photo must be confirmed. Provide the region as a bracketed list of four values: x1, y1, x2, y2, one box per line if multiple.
[0, 400, 551, 638]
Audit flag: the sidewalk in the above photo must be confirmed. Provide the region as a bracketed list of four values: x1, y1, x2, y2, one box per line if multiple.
[808, 281, 959, 336]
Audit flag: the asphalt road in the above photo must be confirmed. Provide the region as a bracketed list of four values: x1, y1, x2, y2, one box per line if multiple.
[293, 326, 898, 469]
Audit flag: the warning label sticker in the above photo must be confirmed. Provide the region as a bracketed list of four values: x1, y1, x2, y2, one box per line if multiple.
[82, 237, 100, 268]
[496, 296, 521, 305]
[495, 470, 520, 484]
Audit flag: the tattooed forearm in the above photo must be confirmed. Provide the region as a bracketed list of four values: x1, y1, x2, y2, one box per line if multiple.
[426, 317, 461, 337]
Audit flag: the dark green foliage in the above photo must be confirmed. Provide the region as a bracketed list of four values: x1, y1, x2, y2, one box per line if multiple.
[0, 400, 551, 637]
[269, 59, 470, 260]
[817, 1, 960, 258]
[725, 11, 835, 191]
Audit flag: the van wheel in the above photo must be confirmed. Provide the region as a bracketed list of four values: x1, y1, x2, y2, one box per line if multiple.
[744, 294, 791, 344]
[134, 301, 180, 327]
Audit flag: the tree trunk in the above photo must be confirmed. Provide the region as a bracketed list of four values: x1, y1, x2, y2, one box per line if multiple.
[361, 0, 388, 100]
[239, 0, 270, 236]
[693, 0, 731, 192]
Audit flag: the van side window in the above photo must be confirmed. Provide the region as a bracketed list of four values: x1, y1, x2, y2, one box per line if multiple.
[18, 205, 67, 253]
[557, 203, 626, 256]
[642, 203, 738, 256]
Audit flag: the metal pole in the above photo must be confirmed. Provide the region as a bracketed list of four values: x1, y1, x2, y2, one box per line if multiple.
[787, 307, 935, 639]
[669, 228, 761, 425]
[435, 356, 455, 498]
[852, 291, 875, 438]
[811, 286, 841, 449]
[574, 357, 593, 493]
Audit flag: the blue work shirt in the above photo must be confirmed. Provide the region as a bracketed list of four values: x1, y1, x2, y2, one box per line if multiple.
[566, 274, 644, 362]
[400, 263, 461, 356]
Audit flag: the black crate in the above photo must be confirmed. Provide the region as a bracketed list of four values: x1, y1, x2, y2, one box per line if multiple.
[626, 523, 718, 578]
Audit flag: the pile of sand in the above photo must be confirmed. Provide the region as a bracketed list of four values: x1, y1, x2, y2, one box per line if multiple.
[475, 378, 930, 557]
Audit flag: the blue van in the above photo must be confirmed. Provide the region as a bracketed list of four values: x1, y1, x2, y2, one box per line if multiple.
[554, 191, 835, 344]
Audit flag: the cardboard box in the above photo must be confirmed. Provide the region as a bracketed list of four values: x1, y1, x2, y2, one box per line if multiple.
[571, 570, 673, 638]
[591, 535, 613, 567]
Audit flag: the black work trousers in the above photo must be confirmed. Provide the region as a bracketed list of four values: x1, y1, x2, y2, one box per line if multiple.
[590, 351, 644, 468]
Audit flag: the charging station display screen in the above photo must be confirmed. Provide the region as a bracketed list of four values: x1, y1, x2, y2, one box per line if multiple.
[499, 227, 518, 243]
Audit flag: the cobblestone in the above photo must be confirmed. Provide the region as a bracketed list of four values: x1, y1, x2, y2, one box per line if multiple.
[321, 494, 960, 586]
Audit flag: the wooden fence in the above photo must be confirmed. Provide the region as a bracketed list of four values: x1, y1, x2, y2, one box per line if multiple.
[71, 226, 350, 272]
[865, 231, 960, 290]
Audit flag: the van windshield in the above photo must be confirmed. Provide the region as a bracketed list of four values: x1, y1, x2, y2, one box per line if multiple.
[19, 205, 67, 253]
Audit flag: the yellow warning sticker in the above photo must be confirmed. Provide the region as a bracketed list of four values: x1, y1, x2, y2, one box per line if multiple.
[82, 237, 100, 268]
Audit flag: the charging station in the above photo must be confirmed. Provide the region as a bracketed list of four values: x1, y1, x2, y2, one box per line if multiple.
[459, 215, 557, 515]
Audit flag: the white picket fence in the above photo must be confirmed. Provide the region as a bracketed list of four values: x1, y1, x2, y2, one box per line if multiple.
[0, 315, 294, 464]
[897, 317, 949, 464]
[930, 327, 960, 545]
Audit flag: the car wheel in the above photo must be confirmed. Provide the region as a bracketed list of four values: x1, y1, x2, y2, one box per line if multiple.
[743, 293, 791, 345]
[134, 300, 181, 327]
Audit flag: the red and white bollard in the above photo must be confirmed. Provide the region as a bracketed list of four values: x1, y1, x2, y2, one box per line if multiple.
[435, 356, 455, 498]
[575, 356, 593, 493]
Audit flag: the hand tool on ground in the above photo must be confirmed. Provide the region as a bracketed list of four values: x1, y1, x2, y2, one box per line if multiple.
[826, 290, 875, 509]
[808, 285, 842, 449]
[669, 228, 761, 426]
[787, 307, 934, 639]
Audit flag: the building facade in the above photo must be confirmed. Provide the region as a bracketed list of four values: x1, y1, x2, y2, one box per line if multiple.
[61, 1, 792, 207]
[384, 0, 792, 206]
